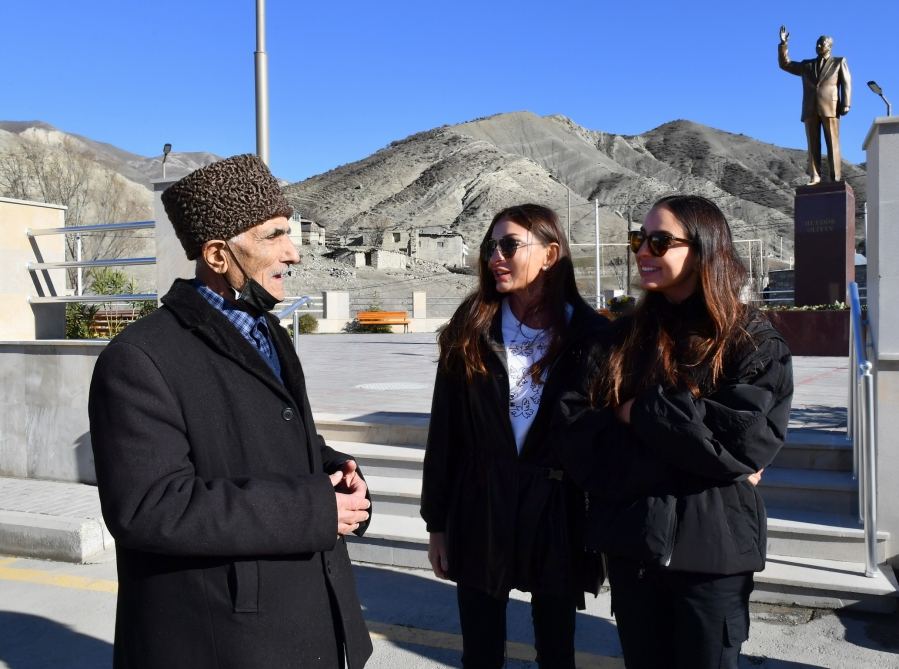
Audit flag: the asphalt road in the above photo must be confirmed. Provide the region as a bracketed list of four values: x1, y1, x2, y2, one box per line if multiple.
[1, 555, 897, 668]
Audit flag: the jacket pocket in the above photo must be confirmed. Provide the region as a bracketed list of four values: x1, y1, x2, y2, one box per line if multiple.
[228, 560, 260, 613]
[725, 483, 760, 555]
[724, 609, 749, 647]
[586, 494, 677, 567]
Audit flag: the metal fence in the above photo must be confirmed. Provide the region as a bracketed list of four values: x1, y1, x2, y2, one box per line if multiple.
[27, 221, 158, 307]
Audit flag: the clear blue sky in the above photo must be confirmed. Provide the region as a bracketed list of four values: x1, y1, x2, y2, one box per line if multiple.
[4, 0, 896, 183]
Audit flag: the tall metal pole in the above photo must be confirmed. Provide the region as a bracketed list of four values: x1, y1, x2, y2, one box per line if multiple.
[594, 199, 601, 309]
[625, 205, 632, 296]
[255, 0, 270, 166]
[76, 234, 83, 296]
[566, 186, 571, 242]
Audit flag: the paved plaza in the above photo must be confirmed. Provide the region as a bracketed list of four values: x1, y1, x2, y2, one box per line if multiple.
[2, 335, 897, 668]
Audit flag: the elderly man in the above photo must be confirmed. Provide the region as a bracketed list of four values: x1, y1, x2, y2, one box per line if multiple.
[89, 154, 372, 669]
[778, 26, 852, 184]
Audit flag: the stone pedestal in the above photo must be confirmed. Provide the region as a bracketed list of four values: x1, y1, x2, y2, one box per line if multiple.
[793, 182, 856, 306]
[152, 180, 194, 302]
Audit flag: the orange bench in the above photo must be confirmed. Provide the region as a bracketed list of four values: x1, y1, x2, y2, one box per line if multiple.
[356, 310, 410, 333]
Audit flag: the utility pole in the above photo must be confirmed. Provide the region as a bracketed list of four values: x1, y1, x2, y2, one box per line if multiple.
[625, 205, 632, 296]
[594, 199, 601, 309]
[255, 0, 270, 166]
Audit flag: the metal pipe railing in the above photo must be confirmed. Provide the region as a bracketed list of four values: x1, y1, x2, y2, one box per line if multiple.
[27, 257, 157, 270]
[27, 221, 156, 236]
[29, 294, 157, 304]
[848, 281, 878, 577]
[277, 296, 313, 356]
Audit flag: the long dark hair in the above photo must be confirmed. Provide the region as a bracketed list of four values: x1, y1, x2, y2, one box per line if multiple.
[438, 204, 588, 382]
[601, 194, 751, 404]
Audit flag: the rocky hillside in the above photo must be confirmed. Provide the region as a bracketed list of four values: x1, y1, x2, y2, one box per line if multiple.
[0, 121, 218, 187]
[284, 112, 866, 261]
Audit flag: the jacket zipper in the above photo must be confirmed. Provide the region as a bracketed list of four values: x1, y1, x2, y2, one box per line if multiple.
[663, 503, 679, 567]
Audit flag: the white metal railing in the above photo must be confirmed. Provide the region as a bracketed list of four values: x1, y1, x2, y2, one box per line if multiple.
[26, 220, 157, 303]
[277, 296, 314, 355]
[847, 281, 878, 577]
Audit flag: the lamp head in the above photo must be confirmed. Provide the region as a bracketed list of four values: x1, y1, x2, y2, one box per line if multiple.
[867, 81, 883, 96]
[163, 143, 172, 156]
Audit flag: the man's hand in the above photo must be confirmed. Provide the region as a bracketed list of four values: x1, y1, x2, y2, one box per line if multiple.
[779, 25, 789, 44]
[331, 468, 370, 536]
[428, 532, 449, 579]
[839, 105, 850, 116]
[747, 468, 764, 486]
[334, 459, 368, 499]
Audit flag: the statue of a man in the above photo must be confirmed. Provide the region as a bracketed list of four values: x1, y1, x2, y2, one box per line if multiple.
[778, 26, 851, 184]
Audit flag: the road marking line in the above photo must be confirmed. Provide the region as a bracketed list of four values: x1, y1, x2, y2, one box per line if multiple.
[0, 563, 118, 594]
[367, 621, 623, 668]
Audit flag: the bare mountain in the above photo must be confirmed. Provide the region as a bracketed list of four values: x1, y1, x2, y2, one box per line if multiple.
[284, 111, 866, 262]
[0, 121, 219, 185]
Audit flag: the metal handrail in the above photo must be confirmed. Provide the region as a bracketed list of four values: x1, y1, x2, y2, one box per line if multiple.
[848, 281, 878, 577]
[28, 257, 156, 270]
[29, 294, 157, 304]
[277, 296, 313, 355]
[27, 221, 156, 236]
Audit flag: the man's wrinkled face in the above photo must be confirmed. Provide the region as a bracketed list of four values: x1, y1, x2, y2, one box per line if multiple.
[226, 216, 299, 301]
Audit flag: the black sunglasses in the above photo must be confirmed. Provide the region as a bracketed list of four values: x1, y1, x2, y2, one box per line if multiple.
[481, 237, 540, 260]
[628, 230, 694, 257]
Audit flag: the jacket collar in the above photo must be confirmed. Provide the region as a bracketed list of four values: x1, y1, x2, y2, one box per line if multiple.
[161, 278, 297, 405]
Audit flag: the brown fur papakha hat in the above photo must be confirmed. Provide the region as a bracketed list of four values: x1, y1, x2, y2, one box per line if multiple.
[162, 154, 293, 260]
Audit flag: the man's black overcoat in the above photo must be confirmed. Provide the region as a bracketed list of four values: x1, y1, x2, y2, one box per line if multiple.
[89, 279, 372, 669]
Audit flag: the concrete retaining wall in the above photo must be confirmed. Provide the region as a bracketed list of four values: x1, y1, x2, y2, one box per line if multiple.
[0, 341, 104, 484]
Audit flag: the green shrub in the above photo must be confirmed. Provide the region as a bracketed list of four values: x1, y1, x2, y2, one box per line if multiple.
[287, 313, 319, 337]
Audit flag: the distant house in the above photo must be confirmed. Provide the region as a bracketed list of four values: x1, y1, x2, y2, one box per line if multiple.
[288, 213, 325, 247]
[381, 226, 467, 266]
[301, 219, 326, 246]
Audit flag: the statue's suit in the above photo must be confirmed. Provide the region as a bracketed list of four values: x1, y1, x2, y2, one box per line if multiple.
[778, 42, 851, 182]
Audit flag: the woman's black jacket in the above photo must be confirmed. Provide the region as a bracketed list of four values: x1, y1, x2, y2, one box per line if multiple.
[420, 300, 608, 599]
[556, 308, 794, 575]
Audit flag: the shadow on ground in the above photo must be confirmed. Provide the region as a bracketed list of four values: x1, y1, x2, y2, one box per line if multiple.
[789, 404, 847, 430]
[354, 564, 621, 663]
[0, 612, 112, 669]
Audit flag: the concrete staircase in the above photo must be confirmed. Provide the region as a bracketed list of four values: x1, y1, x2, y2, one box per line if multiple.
[315, 413, 899, 614]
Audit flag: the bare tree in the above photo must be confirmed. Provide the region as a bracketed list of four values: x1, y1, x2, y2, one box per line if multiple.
[0, 134, 151, 288]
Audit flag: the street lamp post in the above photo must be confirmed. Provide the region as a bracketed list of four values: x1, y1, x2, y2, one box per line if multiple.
[161, 143, 172, 180]
[867, 80, 892, 116]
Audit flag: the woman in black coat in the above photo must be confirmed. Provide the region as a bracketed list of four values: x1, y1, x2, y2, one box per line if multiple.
[559, 195, 793, 669]
[420, 204, 606, 669]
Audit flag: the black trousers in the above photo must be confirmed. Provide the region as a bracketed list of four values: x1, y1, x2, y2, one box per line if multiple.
[607, 557, 754, 669]
[456, 583, 577, 669]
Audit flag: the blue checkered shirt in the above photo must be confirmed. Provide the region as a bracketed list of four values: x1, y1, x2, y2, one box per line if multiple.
[193, 280, 282, 380]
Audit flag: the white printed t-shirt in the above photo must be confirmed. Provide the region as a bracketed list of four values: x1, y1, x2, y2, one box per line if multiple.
[501, 299, 561, 453]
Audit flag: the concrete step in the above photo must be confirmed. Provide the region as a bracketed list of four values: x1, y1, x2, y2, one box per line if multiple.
[776, 429, 853, 471]
[758, 467, 857, 515]
[754, 554, 898, 613]
[347, 511, 898, 614]
[315, 412, 428, 447]
[330, 440, 425, 478]
[365, 475, 422, 517]
[767, 507, 888, 563]
[0, 477, 114, 563]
